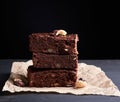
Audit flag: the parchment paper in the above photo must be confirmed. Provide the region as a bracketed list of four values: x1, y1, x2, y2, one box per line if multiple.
[2, 60, 120, 96]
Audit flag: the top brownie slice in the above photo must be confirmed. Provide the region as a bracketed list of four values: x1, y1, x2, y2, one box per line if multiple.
[29, 31, 79, 55]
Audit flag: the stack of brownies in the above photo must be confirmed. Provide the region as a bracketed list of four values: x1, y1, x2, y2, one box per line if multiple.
[27, 30, 79, 87]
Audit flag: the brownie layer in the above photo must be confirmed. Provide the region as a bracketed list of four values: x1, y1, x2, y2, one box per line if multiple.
[27, 66, 77, 87]
[32, 53, 78, 69]
[29, 33, 79, 55]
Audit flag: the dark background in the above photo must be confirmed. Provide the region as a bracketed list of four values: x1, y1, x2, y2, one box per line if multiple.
[1, 0, 120, 59]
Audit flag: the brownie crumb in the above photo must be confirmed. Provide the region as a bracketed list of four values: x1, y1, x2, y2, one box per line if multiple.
[79, 78, 85, 81]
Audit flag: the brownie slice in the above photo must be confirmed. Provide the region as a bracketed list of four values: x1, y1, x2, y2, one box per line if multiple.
[32, 52, 78, 69]
[29, 33, 79, 55]
[27, 66, 77, 87]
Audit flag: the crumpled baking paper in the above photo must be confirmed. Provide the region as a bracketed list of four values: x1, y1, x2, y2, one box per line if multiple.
[2, 60, 120, 96]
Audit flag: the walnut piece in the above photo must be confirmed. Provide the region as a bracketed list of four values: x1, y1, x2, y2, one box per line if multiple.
[13, 78, 25, 87]
[11, 73, 28, 87]
[54, 29, 67, 36]
[74, 80, 87, 89]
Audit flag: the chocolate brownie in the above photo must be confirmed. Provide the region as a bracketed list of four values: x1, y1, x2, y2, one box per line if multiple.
[32, 52, 78, 69]
[27, 66, 77, 87]
[29, 33, 79, 55]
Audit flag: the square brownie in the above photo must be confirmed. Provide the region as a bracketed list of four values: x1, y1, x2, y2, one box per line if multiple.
[27, 66, 77, 87]
[29, 32, 79, 55]
[32, 52, 78, 69]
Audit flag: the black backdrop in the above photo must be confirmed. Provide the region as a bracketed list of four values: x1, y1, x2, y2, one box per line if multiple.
[1, 0, 120, 59]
